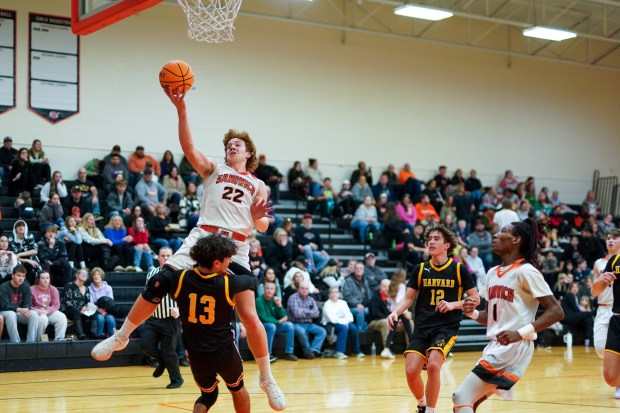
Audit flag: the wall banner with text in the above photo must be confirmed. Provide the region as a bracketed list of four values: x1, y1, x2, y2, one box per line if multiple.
[29, 13, 79, 123]
[0, 9, 16, 115]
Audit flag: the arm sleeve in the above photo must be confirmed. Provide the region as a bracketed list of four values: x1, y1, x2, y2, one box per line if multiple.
[141, 269, 177, 304]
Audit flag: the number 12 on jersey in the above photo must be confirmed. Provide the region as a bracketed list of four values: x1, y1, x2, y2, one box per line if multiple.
[430, 289, 444, 305]
[188, 293, 216, 324]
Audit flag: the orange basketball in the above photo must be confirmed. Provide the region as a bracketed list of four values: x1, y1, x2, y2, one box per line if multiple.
[159, 60, 194, 93]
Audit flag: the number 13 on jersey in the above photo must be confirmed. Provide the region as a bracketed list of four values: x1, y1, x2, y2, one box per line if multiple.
[188, 293, 216, 324]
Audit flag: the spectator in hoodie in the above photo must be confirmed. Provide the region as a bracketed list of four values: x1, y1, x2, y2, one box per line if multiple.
[37, 226, 72, 288]
[30, 271, 67, 340]
[62, 185, 91, 225]
[89, 267, 115, 339]
[8, 220, 40, 285]
[39, 193, 64, 231]
[57, 217, 86, 270]
[0, 265, 43, 342]
[135, 168, 167, 216]
[0, 235, 18, 283]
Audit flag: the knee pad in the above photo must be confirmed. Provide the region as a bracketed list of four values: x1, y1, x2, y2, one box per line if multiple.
[226, 379, 245, 393]
[195, 387, 219, 410]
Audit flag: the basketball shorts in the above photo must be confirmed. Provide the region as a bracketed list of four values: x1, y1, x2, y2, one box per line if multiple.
[165, 227, 250, 271]
[187, 345, 245, 393]
[472, 339, 534, 396]
[605, 314, 620, 355]
[594, 305, 612, 350]
[404, 322, 460, 360]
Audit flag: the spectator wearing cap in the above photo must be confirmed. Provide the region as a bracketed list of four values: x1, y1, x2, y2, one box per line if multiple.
[0, 136, 17, 186]
[294, 214, 330, 273]
[102, 144, 128, 167]
[39, 193, 64, 231]
[363, 252, 387, 292]
[255, 154, 283, 204]
[341, 262, 371, 331]
[128, 145, 160, 185]
[135, 168, 167, 216]
[62, 185, 92, 225]
[372, 173, 396, 203]
[39, 170, 68, 206]
[102, 152, 130, 192]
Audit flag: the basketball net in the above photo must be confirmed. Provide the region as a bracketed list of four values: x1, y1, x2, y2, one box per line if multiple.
[176, 0, 243, 43]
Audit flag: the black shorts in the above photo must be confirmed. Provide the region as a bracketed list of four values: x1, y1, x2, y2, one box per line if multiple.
[405, 322, 460, 360]
[187, 345, 244, 393]
[605, 315, 620, 355]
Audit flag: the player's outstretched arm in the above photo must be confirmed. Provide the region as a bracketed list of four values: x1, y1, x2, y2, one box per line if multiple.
[164, 87, 216, 179]
[437, 288, 480, 313]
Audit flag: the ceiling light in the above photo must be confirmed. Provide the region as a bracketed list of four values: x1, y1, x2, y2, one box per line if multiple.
[394, 5, 453, 21]
[522, 26, 577, 41]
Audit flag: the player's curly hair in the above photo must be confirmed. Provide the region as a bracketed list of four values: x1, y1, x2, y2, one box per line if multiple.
[223, 129, 258, 172]
[425, 224, 459, 257]
[190, 234, 238, 269]
[511, 218, 541, 269]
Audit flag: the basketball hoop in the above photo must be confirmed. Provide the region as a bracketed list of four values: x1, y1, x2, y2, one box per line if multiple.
[176, 0, 243, 43]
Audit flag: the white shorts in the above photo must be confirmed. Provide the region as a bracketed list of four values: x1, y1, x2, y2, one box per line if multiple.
[165, 227, 250, 271]
[473, 339, 534, 399]
[594, 305, 612, 349]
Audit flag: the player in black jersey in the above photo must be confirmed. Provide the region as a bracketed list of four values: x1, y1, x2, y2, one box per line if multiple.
[92, 235, 285, 412]
[388, 225, 479, 413]
[599, 254, 620, 392]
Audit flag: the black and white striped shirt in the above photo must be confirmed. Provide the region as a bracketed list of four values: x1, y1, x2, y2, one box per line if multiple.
[146, 267, 178, 319]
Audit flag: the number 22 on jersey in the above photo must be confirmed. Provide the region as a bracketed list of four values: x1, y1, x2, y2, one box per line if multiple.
[187, 293, 216, 324]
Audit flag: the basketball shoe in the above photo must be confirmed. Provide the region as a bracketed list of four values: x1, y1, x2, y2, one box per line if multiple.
[614, 387, 620, 399]
[91, 329, 129, 361]
[416, 405, 426, 413]
[259, 376, 286, 411]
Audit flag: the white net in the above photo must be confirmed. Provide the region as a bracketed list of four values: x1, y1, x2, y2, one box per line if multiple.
[176, 0, 243, 43]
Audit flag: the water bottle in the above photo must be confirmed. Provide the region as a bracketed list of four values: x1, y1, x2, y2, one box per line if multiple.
[371, 342, 377, 356]
[563, 332, 573, 348]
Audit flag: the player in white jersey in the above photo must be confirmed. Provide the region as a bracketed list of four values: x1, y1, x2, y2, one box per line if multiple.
[91, 87, 286, 411]
[592, 229, 620, 398]
[452, 218, 564, 413]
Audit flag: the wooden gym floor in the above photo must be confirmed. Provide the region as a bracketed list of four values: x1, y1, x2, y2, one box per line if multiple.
[2, 346, 618, 413]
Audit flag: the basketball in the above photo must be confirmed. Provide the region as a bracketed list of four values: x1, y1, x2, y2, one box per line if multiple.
[159, 60, 194, 93]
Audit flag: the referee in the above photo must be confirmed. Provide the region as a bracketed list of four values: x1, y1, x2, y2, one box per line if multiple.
[139, 246, 184, 388]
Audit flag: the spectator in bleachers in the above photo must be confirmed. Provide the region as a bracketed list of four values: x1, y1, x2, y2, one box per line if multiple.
[350, 161, 373, 187]
[283, 259, 319, 295]
[372, 173, 396, 203]
[363, 252, 387, 293]
[128, 145, 160, 181]
[351, 195, 380, 242]
[8, 148, 33, 197]
[403, 222, 429, 270]
[383, 164, 398, 187]
[150, 204, 182, 253]
[451, 168, 465, 187]
[553, 271, 572, 300]
[440, 195, 457, 224]
[14, 190, 35, 219]
[178, 154, 200, 186]
[258, 268, 282, 301]
[383, 202, 414, 250]
[159, 150, 177, 178]
[287, 161, 308, 201]
[465, 169, 482, 207]
[537, 190, 553, 216]
[562, 236, 582, 267]
[106, 179, 134, 222]
[57, 217, 86, 270]
[286, 281, 326, 359]
[255, 154, 283, 204]
[322, 287, 364, 359]
[443, 214, 457, 233]
[39, 171, 67, 206]
[61, 268, 96, 340]
[89, 267, 116, 339]
[0, 266, 42, 342]
[352, 175, 374, 205]
[368, 279, 394, 359]
[395, 194, 417, 232]
[178, 181, 200, 230]
[342, 262, 371, 331]
[579, 225, 605, 268]
[415, 194, 440, 226]
[0, 235, 18, 283]
[264, 228, 294, 281]
[294, 214, 330, 273]
[28, 139, 51, 188]
[136, 168, 167, 216]
[337, 179, 355, 219]
[31, 271, 67, 340]
[79, 213, 120, 271]
[249, 239, 267, 279]
[74, 167, 101, 217]
[307, 177, 339, 219]
[127, 216, 155, 272]
[38, 226, 71, 288]
[498, 169, 518, 194]
[467, 220, 493, 270]
[39, 193, 64, 231]
[572, 258, 593, 283]
[453, 184, 475, 230]
[561, 281, 594, 346]
[283, 271, 304, 307]
[376, 192, 389, 224]
[256, 280, 297, 362]
[102, 153, 130, 192]
[582, 190, 600, 218]
[432, 165, 450, 198]
[63, 185, 91, 225]
[102, 145, 128, 167]
[82, 158, 104, 191]
[305, 158, 324, 197]
[317, 259, 345, 291]
[516, 199, 531, 221]
[422, 179, 444, 214]
[599, 214, 617, 233]
[103, 214, 133, 271]
[398, 163, 420, 196]
[467, 247, 486, 292]
[162, 166, 185, 220]
[480, 186, 499, 211]
[0, 136, 17, 187]
[492, 199, 519, 232]
[8, 220, 40, 285]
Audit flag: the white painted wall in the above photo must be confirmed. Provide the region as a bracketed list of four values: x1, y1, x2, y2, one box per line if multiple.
[2, 0, 619, 203]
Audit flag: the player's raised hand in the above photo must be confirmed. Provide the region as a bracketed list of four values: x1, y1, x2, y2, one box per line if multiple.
[251, 198, 275, 221]
[164, 86, 187, 110]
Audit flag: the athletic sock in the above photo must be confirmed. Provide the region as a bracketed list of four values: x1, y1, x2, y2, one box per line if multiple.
[256, 355, 273, 381]
[426, 407, 435, 413]
[417, 396, 426, 406]
[118, 319, 138, 339]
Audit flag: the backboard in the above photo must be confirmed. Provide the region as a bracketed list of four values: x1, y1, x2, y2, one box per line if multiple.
[71, 0, 164, 36]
